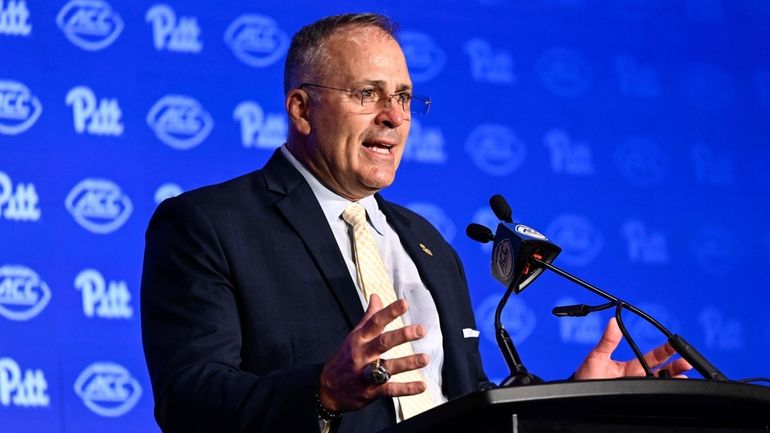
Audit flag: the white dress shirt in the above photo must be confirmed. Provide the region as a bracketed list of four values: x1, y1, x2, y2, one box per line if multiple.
[280, 145, 448, 420]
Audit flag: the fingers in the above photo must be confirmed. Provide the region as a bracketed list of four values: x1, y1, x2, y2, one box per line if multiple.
[642, 341, 677, 368]
[657, 357, 693, 378]
[379, 353, 429, 377]
[592, 317, 623, 357]
[364, 323, 425, 357]
[377, 380, 428, 397]
[359, 295, 408, 339]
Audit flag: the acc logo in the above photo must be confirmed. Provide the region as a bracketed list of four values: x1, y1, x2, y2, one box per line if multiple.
[56, 0, 124, 51]
[147, 95, 213, 149]
[465, 124, 527, 176]
[492, 239, 513, 281]
[0, 265, 52, 321]
[515, 224, 547, 241]
[689, 226, 739, 276]
[406, 202, 456, 243]
[546, 214, 603, 267]
[399, 31, 446, 83]
[154, 182, 182, 204]
[476, 294, 536, 345]
[65, 178, 132, 234]
[0, 79, 42, 135]
[535, 47, 591, 97]
[74, 362, 142, 417]
[615, 137, 669, 187]
[224, 14, 288, 68]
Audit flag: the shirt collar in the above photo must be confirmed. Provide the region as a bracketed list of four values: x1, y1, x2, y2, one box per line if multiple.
[280, 145, 386, 235]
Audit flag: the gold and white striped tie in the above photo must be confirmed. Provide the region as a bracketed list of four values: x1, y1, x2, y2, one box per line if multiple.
[342, 202, 434, 419]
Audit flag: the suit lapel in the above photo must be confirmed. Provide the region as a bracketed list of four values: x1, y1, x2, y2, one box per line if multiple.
[262, 150, 364, 328]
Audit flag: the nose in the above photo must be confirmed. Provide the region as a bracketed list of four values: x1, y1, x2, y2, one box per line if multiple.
[375, 96, 406, 129]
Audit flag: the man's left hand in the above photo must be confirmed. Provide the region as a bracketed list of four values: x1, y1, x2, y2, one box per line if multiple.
[573, 318, 693, 380]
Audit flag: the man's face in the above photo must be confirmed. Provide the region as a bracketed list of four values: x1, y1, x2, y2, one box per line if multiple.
[295, 27, 412, 200]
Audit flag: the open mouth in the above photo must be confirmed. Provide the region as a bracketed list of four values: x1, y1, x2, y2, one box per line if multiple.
[362, 141, 394, 155]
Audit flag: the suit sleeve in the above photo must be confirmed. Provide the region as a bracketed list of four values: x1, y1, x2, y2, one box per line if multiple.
[140, 195, 322, 433]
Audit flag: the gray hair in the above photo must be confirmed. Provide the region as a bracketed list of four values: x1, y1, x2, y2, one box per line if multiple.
[283, 13, 398, 94]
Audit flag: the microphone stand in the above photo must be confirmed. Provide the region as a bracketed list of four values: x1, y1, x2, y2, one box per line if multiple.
[495, 272, 543, 386]
[530, 256, 728, 381]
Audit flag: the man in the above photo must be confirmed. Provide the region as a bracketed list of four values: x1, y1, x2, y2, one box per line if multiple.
[141, 13, 690, 433]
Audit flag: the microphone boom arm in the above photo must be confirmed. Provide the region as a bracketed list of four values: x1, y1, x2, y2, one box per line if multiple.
[531, 256, 728, 381]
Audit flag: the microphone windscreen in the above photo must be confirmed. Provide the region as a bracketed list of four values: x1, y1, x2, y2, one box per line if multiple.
[489, 194, 513, 223]
[466, 223, 494, 244]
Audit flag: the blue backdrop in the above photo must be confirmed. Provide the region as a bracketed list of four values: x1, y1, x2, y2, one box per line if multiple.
[2, 0, 769, 431]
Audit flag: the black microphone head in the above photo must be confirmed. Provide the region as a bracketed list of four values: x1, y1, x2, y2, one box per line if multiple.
[491, 222, 561, 293]
[489, 194, 513, 223]
[466, 223, 495, 244]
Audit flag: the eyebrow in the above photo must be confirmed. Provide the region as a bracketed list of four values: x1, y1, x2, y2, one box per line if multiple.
[358, 80, 413, 93]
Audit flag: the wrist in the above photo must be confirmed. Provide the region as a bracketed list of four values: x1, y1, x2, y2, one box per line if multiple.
[315, 392, 343, 421]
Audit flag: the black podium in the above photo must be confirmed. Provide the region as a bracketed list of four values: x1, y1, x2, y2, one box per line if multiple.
[381, 379, 770, 433]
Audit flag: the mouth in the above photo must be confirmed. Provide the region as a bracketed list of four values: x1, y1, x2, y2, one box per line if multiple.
[362, 140, 396, 155]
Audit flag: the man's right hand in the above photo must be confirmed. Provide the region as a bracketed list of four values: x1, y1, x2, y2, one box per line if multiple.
[317, 294, 429, 412]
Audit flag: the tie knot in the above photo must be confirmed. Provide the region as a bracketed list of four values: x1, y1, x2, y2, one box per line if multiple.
[342, 202, 367, 227]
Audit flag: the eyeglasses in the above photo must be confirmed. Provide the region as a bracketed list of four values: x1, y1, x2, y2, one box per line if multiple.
[299, 83, 432, 117]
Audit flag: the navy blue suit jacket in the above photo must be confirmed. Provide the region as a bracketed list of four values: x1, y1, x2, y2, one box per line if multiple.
[141, 150, 489, 433]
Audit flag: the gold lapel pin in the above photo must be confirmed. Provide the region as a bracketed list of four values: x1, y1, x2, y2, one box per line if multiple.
[419, 243, 433, 256]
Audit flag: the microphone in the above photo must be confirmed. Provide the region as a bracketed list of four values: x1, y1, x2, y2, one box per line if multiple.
[487, 196, 561, 294]
[470, 194, 729, 382]
[466, 223, 494, 244]
[489, 194, 512, 223]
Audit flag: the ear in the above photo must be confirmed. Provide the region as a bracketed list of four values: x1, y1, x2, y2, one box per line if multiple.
[285, 89, 311, 136]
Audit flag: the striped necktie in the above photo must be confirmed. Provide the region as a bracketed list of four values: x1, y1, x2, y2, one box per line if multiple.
[342, 202, 434, 419]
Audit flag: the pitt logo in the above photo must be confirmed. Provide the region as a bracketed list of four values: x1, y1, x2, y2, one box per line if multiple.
[0, 358, 50, 408]
[233, 101, 287, 149]
[403, 119, 447, 164]
[464, 38, 515, 84]
[75, 269, 133, 319]
[0, 265, 52, 321]
[0, 79, 42, 135]
[0, 170, 40, 222]
[65, 178, 132, 234]
[224, 14, 288, 68]
[56, 0, 123, 51]
[74, 362, 142, 417]
[65, 86, 124, 136]
[147, 95, 213, 149]
[544, 129, 594, 175]
[145, 4, 202, 53]
[0, 0, 31, 36]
